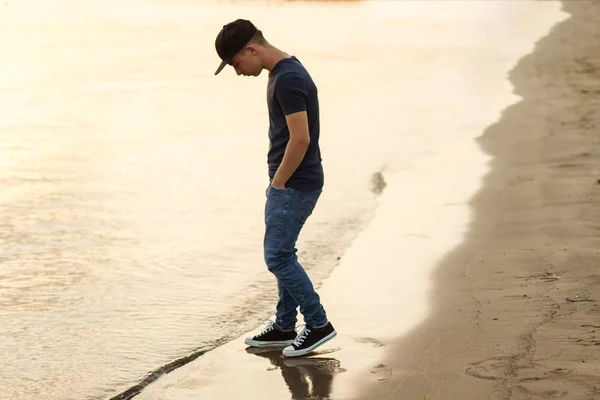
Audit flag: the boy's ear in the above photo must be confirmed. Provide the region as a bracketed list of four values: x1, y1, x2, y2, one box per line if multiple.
[246, 44, 258, 55]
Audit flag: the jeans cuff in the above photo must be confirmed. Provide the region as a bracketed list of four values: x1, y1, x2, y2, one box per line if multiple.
[274, 322, 296, 332]
[310, 320, 329, 329]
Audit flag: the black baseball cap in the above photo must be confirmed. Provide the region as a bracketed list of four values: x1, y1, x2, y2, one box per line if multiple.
[214, 19, 258, 75]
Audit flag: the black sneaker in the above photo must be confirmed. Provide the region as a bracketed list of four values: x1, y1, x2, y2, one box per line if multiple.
[282, 322, 337, 357]
[244, 321, 297, 348]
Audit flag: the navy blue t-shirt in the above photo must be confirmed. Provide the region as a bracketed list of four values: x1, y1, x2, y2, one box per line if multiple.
[267, 56, 323, 191]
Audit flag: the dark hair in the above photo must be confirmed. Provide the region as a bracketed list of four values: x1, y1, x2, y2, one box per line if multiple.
[248, 30, 267, 45]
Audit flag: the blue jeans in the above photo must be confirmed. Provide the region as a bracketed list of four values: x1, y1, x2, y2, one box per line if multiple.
[264, 184, 328, 331]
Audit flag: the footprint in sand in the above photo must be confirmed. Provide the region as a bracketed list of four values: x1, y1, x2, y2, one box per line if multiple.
[465, 357, 509, 381]
[370, 363, 392, 382]
[352, 337, 386, 348]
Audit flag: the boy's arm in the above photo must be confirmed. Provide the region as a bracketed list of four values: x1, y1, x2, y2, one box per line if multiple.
[271, 111, 310, 188]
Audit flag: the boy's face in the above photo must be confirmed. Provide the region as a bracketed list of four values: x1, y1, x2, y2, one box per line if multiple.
[229, 46, 263, 77]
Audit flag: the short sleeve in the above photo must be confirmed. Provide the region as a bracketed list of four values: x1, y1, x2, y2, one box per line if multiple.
[275, 73, 308, 116]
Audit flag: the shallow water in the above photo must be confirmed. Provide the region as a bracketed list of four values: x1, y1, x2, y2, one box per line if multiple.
[0, 0, 566, 399]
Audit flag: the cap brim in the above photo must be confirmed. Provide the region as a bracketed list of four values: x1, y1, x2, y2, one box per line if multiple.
[214, 58, 229, 75]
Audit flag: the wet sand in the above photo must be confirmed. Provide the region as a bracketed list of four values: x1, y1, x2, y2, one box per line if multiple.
[356, 1, 600, 399]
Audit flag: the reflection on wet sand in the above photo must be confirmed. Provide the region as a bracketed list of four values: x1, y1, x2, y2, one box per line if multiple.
[245, 347, 345, 399]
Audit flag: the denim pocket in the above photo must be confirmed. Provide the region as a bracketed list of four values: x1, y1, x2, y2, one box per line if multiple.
[266, 184, 289, 197]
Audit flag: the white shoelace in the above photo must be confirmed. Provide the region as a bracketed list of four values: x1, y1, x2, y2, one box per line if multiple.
[256, 320, 276, 337]
[292, 325, 311, 347]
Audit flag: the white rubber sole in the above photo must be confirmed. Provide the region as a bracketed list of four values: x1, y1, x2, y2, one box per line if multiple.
[244, 337, 295, 348]
[282, 331, 337, 357]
